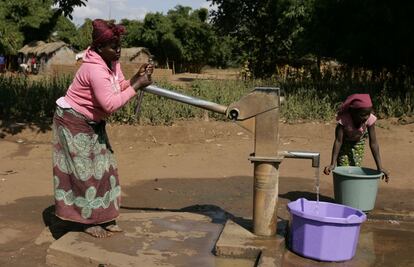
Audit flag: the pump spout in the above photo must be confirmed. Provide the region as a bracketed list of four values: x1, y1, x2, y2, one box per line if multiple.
[281, 151, 320, 168]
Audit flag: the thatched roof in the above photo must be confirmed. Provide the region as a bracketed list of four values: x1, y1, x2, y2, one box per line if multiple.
[18, 41, 70, 56]
[120, 47, 151, 62]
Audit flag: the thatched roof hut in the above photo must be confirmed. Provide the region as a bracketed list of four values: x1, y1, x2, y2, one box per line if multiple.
[120, 47, 151, 64]
[18, 41, 77, 73]
[18, 41, 45, 55]
[18, 41, 72, 56]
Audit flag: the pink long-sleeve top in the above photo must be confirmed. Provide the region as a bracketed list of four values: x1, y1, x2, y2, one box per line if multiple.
[62, 48, 136, 121]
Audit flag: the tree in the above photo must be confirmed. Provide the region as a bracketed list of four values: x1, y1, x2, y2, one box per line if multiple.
[50, 0, 87, 19]
[120, 19, 144, 48]
[121, 6, 232, 72]
[304, 0, 414, 72]
[139, 12, 183, 68]
[0, 0, 86, 54]
[71, 18, 92, 50]
[168, 6, 218, 72]
[208, 35, 236, 68]
[52, 16, 78, 44]
[211, 0, 312, 78]
[0, 0, 53, 53]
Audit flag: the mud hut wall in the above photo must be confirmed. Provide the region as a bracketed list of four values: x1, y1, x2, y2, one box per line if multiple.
[43, 48, 77, 74]
[46, 47, 77, 66]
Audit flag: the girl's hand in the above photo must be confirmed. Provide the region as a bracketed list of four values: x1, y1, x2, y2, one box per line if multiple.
[379, 168, 390, 183]
[323, 165, 335, 175]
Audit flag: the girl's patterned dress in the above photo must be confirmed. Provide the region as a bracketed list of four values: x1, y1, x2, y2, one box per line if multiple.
[337, 113, 377, 167]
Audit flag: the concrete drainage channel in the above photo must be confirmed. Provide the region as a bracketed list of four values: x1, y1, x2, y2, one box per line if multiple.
[214, 219, 287, 267]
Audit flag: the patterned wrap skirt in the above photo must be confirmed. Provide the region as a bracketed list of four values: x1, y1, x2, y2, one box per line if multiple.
[337, 132, 368, 167]
[52, 106, 120, 224]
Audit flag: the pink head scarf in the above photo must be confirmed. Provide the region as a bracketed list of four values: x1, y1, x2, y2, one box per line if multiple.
[92, 19, 125, 48]
[338, 93, 372, 115]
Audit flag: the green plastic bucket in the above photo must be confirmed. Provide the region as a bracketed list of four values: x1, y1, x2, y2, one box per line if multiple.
[333, 166, 382, 211]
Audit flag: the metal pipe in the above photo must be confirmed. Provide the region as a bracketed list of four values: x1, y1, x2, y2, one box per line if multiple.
[141, 85, 228, 115]
[281, 151, 320, 168]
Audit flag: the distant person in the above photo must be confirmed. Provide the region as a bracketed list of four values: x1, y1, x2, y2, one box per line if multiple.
[0, 54, 5, 73]
[19, 63, 29, 75]
[17, 55, 23, 66]
[323, 94, 389, 182]
[31, 56, 37, 74]
[52, 19, 153, 238]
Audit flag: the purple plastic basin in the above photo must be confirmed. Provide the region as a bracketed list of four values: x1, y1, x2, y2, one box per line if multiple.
[287, 198, 366, 261]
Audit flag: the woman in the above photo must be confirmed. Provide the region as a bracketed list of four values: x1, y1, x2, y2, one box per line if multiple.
[52, 19, 153, 238]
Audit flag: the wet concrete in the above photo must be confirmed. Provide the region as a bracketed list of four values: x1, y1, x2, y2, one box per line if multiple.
[44, 209, 414, 267]
[46, 212, 256, 267]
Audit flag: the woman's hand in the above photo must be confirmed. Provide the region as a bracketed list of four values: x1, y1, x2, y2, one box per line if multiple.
[323, 165, 335, 175]
[379, 168, 390, 183]
[137, 63, 154, 78]
[132, 63, 154, 90]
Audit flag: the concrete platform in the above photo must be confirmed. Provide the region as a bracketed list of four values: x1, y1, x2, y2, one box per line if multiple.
[215, 220, 285, 267]
[46, 209, 414, 267]
[47, 212, 256, 267]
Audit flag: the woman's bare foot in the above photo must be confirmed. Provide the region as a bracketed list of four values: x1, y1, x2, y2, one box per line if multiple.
[105, 224, 123, 232]
[84, 225, 113, 238]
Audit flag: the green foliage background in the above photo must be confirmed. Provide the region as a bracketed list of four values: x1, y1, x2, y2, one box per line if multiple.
[1, 75, 412, 126]
[2, 0, 414, 79]
[0, 0, 413, 125]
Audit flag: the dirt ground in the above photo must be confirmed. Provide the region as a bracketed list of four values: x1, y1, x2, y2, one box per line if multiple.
[0, 117, 413, 266]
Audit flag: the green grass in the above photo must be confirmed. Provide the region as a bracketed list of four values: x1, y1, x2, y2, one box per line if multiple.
[0, 75, 68, 124]
[1, 74, 412, 125]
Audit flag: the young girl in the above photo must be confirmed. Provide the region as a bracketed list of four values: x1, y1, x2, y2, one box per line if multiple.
[323, 94, 390, 182]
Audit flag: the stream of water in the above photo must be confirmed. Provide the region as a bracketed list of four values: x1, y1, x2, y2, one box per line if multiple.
[314, 166, 320, 214]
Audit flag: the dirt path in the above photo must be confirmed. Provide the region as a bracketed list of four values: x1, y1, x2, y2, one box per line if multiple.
[0, 119, 413, 266]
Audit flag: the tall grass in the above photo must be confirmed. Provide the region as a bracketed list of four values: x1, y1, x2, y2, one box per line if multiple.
[0, 74, 412, 125]
[280, 78, 414, 121]
[0, 75, 69, 124]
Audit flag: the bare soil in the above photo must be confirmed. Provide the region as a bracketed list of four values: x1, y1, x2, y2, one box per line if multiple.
[0, 118, 413, 266]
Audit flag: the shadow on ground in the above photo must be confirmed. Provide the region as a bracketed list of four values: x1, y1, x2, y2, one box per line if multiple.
[0, 120, 52, 138]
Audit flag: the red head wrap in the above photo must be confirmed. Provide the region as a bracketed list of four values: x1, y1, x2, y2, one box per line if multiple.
[92, 19, 126, 48]
[338, 93, 372, 114]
